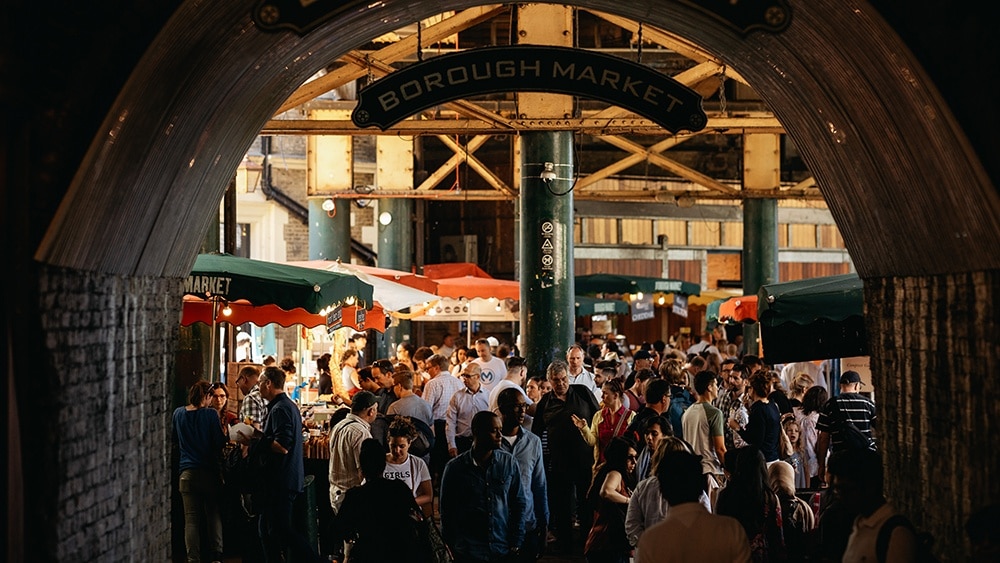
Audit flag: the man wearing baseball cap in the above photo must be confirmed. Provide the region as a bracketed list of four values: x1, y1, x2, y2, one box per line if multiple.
[815, 370, 878, 484]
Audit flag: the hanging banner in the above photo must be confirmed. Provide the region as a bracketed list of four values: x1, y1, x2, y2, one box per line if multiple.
[631, 294, 655, 321]
[672, 293, 689, 318]
[352, 45, 708, 134]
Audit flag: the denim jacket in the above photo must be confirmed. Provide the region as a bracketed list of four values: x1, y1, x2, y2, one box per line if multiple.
[440, 448, 527, 560]
[499, 428, 549, 533]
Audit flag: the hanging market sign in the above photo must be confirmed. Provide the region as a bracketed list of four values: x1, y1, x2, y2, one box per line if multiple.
[673, 293, 689, 318]
[251, 1, 791, 36]
[352, 45, 708, 134]
[631, 294, 656, 322]
[326, 306, 343, 333]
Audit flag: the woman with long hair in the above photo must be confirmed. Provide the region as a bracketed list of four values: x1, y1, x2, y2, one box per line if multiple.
[384, 416, 434, 517]
[795, 385, 829, 488]
[584, 436, 639, 563]
[787, 373, 814, 408]
[395, 341, 416, 372]
[625, 435, 712, 557]
[173, 380, 227, 563]
[316, 352, 333, 396]
[340, 348, 361, 397]
[732, 370, 783, 463]
[573, 379, 636, 470]
[209, 381, 238, 433]
[716, 445, 787, 562]
[780, 413, 807, 489]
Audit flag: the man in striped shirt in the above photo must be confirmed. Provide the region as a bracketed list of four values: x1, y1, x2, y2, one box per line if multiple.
[815, 370, 877, 484]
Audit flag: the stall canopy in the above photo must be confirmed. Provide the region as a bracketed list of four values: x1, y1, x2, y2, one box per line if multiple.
[186, 253, 374, 313]
[423, 263, 520, 300]
[291, 260, 439, 295]
[575, 295, 629, 317]
[575, 273, 701, 297]
[181, 296, 387, 332]
[719, 295, 758, 324]
[287, 260, 439, 312]
[756, 273, 868, 364]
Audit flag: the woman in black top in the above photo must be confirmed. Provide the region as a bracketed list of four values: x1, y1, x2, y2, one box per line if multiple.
[732, 370, 783, 463]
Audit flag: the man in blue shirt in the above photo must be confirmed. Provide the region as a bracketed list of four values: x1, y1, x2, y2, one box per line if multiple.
[257, 366, 325, 563]
[497, 387, 548, 562]
[441, 410, 527, 563]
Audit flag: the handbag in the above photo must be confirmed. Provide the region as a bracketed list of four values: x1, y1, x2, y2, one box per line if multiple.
[410, 506, 453, 563]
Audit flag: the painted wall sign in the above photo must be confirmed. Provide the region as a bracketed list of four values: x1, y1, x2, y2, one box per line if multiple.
[251, 1, 791, 36]
[352, 45, 708, 134]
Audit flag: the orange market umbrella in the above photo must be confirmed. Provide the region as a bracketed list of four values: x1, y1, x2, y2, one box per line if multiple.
[423, 262, 492, 279]
[181, 295, 386, 332]
[719, 295, 758, 324]
[432, 275, 520, 301]
[289, 260, 439, 295]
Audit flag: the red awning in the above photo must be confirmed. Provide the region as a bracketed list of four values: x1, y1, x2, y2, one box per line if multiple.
[719, 295, 758, 323]
[180, 295, 386, 332]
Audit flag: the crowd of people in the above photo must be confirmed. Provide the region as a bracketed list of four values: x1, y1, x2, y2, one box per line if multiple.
[172, 329, 968, 563]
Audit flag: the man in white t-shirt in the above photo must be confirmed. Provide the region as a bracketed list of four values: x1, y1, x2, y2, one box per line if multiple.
[488, 356, 533, 432]
[565, 344, 598, 393]
[472, 337, 507, 393]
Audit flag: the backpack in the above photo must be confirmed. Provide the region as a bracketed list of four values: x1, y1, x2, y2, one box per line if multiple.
[876, 514, 938, 563]
[836, 409, 876, 452]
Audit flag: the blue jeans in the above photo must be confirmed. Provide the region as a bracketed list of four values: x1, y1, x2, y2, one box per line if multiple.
[179, 468, 224, 562]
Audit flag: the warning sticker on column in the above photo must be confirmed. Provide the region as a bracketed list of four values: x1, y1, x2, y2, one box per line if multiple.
[540, 221, 556, 271]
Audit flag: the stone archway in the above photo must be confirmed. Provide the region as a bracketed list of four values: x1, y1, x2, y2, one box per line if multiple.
[13, 0, 999, 559]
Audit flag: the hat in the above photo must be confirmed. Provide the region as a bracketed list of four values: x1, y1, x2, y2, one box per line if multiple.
[839, 370, 865, 385]
[633, 350, 652, 361]
[351, 391, 378, 411]
[486, 336, 499, 347]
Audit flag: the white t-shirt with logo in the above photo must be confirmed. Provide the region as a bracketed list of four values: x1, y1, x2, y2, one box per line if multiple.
[473, 356, 507, 393]
[383, 454, 431, 498]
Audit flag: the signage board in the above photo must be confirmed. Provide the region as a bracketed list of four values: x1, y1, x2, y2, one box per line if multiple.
[672, 293, 689, 318]
[352, 45, 708, 134]
[631, 294, 655, 321]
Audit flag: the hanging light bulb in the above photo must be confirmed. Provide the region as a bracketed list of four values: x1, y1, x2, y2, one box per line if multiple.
[636, 291, 644, 300]
[221, 303, 233, 317]
[657, 295, 666, 305]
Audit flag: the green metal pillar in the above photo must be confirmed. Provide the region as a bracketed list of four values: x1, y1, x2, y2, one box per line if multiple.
[742, 198, 779, 357]
[520, 131, 575, 378]
[377, 198, 413, 359]
[308, 197, 351, 261]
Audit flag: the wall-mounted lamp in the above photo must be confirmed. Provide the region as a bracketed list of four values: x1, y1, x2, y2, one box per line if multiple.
[378, 211, 393, 226]
[354, 185, 374, 208]
[540, 162, 558, 183]
[321, 198, 336, 217]
[675, 195, 696, 208]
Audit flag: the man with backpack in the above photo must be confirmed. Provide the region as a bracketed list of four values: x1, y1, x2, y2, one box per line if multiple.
[828, 448, 921, 562]
[815, 370, 877, 484]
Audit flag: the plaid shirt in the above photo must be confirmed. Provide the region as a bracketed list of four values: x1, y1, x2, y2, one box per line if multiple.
[239, 384, 267, 428]
[716, 388, 748, 450]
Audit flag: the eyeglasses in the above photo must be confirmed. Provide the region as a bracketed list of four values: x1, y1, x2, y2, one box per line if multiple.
[627, 455, 638, 461]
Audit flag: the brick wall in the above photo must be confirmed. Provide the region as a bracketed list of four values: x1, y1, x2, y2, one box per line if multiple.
[35, 264, 180, 561]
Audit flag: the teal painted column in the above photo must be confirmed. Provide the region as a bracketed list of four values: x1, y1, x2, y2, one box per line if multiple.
[520, 132, 574, 378]
[377, 198, 413, 360]
[308, 197, 351, 261]
[742, 198, 779, 358]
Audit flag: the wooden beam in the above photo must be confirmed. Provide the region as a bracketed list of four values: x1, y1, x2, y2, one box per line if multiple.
[276, 5, 506, 114]
[436, 135, 515, 196]
[414, 135, 490, 191]
[262, 115, 783, 135]
[597, 135, 742, 196]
